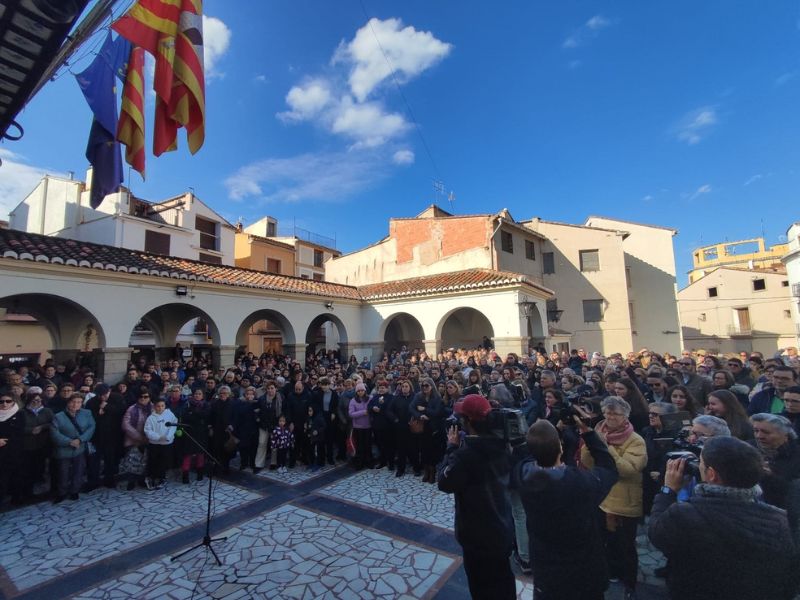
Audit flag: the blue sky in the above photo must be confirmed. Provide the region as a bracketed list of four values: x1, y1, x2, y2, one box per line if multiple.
[1, 0, 799, 285]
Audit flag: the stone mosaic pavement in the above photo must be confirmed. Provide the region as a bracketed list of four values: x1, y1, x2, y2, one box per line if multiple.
[72, 505, 457, 600]
[0, 462, 668, 600]
[0, 478, 261, 593]
[317, 468, 455, 531]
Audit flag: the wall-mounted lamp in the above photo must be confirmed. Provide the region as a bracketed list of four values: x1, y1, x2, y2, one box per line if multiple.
[699, 313, 707, 321]
[176, 285, 188, 296]
[518, 300, 537, 317]
[324, 301, 334, 311]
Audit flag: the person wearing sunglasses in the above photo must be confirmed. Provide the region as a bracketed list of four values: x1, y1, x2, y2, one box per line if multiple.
[0, 393, 24, 505]
[121, 388, 153, 490]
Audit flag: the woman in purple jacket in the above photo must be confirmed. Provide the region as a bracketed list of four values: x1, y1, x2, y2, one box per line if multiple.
[348, 383, 372, 470]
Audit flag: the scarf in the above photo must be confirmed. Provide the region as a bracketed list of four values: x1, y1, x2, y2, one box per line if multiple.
[0, 402, 19, 422]
[694, 483, 760, 503]
[596, 419, 634, 446]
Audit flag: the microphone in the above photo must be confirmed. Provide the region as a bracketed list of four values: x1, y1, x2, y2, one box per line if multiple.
[165, 422, 190, 427]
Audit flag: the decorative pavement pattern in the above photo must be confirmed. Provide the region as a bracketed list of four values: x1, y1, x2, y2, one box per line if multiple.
[0, 462, 668, 600]
[72, 504, 457, 600]
[0, 479, 261, 592]
[317, 468, 455, 531]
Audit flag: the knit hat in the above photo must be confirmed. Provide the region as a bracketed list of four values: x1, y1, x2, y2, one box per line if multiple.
[94, 383, 110, 397]
[355, 382, 367, 392]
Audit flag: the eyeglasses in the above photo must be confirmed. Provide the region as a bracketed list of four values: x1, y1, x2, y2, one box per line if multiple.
[783, 397, 800, 404]
[648, 412, 662, 418]
[140, 394, 150, 399]
[0, 399, 14, 405]
[727, 363, 739, 367]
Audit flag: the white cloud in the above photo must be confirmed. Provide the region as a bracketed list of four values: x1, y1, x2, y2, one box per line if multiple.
[202, 15, 231, 80]
[674, 106, 717, 145]
[275, 17, 450, 150]
[641, 194, 654, 203]
[330, 98, 407, 147]
[563, 14, 614, 49]
[334, 18, 452, 102]
[775, 71, 796, 86]
[253, 74, 268, 84]
[586, 15, 611, 30]
[0, 149, 65, 219]
[277, 79, 332, 122]
[392, 149, 415, 165]
[744, 174, 763, 186]
[688, 184, 712, 201]
[224, 150, 391, 203]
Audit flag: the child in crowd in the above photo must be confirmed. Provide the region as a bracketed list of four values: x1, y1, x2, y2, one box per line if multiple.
[304, 404, 326, 470]
[271, 415, 294, 473]
[144, 398, 176, 489]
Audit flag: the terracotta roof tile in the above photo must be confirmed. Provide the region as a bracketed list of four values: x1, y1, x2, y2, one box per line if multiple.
[359, 269, 553, 300]
[0, 229, 361, 300]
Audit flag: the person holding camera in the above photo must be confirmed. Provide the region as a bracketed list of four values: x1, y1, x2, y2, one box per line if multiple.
[514, 407, 618, 599]
[437, 394, 515, 600]
[649, 436, 800, 600]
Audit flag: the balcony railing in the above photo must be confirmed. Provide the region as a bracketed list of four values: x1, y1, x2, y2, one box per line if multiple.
[727, 324, 753, 337]
[277, 225, 336, 249]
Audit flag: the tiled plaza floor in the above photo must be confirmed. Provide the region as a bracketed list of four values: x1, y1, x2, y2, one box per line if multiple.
[0, 463, 667, 600]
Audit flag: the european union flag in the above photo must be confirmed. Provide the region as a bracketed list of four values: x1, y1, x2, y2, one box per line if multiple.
[75, 32, 132, 208]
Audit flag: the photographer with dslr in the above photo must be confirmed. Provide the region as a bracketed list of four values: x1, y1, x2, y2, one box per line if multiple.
[514, 405, 618, 600]
[649, 437, 800, 600]
[438, 394, 515, 600]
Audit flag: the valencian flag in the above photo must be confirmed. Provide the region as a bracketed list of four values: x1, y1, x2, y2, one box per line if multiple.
[75, 31, 132, 208]
[112, 0, 206, 157]
[117, 46, 146, 178]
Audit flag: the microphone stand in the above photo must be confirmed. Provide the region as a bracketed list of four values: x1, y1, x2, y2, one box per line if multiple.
[169, 423, 227, 566]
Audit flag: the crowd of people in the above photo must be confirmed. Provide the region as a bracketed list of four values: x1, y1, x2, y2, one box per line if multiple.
[0, 343, 799, 598]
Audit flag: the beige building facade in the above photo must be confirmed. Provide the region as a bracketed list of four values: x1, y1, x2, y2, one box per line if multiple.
[327, 206, 682, 356]
[781, 222, 800, 347]
[678, 267, 795, 354]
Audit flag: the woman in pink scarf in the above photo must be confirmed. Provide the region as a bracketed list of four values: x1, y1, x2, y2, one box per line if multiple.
[581, 396, 647, 600]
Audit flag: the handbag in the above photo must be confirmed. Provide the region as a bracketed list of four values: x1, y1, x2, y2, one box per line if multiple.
[120, 446, 147, 475]
[409, 417, 424, 434]
[224, 433, 240, 454]
[66, 412, 94, 455]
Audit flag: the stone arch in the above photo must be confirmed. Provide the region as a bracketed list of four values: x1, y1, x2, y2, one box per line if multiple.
[436, 307, 494, 350]
[380, 312, 425, 352]
[526, 306, 546, 344]
[129, 303, 222, 363]
[0, 293, 107, 350]
[235, 309, 296, 354]
[305, 313, 349, 358]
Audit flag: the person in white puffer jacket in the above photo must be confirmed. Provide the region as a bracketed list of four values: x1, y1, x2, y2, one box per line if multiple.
[144, 398, 176, 490]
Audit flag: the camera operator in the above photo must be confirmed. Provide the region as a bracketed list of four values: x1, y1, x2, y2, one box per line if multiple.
[437, 394, 515, 600]
[514, 406, 618, 600]
[649, 436, 800, 600]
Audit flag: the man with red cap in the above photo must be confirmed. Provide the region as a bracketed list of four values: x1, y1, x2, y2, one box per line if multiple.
[438, 394, 515, 600]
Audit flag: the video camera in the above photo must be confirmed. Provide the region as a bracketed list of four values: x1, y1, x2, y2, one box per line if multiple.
[661, 426, 704, 479]
[558, 396, 601, 426]
[447, 408, 529, 445]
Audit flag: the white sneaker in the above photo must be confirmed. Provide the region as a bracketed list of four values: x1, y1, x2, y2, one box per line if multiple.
[145, 478, 154, 491]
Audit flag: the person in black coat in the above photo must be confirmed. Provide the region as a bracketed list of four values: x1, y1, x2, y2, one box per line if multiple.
[85, 384, 125, 489]
[750, 413, 800, 509]
[178, 390, 210, 482]
[515, 414, 619, 600]
[409, 377, 446, 483]
[304, 404, 326, 468]
[209, 386, 237, 474]
[649, 436, 800, 600]
[284, 381, 312, 466]
[21, 390, 54, 499]
[232, 388, 259, 471]
[438, 394, 515, 600]
[254, 385, 278, 472]
[311, 377, 339, 465]
[390, 380, 415, 477]
[368, 381, 395, 469]
[0, 393, 25, 504]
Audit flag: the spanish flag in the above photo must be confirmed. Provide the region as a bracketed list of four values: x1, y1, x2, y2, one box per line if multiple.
[117, 46, 146, 178]
[112, 0, 205, 156]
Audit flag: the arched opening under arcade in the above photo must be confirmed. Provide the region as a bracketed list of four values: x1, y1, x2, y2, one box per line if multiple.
[381, 312, 425, 353]
[0, 293, 106, 371]
[305, 313, 348, 363]
[235, 309, 296, 357]
[438, 307, 494, 351]
[129, 303, 221, 367]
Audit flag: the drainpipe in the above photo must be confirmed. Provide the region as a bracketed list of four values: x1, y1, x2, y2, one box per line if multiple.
[39, 176, 49, 234]
[490, 217, 504, 270]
